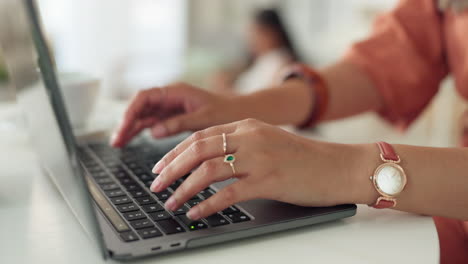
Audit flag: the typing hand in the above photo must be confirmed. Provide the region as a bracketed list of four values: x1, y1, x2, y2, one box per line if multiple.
[150, 119, 362, 220]
[111, 83, 232, 148]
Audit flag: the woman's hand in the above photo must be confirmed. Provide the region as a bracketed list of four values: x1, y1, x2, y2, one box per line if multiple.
[111, 83, 238, 148]
[150, 118, 372, 220]
[111, 80, 314, 148]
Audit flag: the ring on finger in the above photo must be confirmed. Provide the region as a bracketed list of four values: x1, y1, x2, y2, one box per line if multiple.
[222, 133, 227, 154]
[222, 133, 236, 175]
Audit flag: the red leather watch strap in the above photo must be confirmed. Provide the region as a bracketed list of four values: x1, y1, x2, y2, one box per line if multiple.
[372, 142, 400, 209]
[373, 198, 396, 209]
[377, 141, 399, 162]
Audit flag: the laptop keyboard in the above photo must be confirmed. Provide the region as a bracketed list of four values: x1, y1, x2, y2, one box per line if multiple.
[77, 143, 251, 243]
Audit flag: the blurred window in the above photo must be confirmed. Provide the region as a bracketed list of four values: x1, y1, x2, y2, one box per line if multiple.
[37, 0, 186, 97]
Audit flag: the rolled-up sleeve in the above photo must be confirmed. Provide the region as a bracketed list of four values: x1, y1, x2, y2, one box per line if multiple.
[343, 0, 449, 128]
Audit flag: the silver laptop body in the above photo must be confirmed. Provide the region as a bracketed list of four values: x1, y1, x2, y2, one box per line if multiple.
[0, 0, 356, 260]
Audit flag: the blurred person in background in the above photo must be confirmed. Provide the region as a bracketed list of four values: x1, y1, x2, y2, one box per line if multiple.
[209, 8, 300, 95]
[112, 0, 468, 263]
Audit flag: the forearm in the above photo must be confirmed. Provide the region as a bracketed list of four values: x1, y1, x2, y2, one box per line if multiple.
[350, 144, 468, 220]
[232, 79, 313, 126]
[231, 60, 382, 126]
[320, 60, 383, 121]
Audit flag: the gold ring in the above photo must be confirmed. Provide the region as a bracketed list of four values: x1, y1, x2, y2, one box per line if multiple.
[224, 154, 236, 175]
[222, 133, 227, 154]
[222, 133, 236, 175]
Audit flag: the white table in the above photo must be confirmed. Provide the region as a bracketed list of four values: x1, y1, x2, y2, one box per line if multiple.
[0, 102, 439, 263]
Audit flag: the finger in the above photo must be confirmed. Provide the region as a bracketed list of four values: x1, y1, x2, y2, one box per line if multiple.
[163, 156, 243, 211]
[112, 117, 159, 148]
[186, 180, 252, 220]
[150, 133, 240, 192]
[149, 109, 214, 139]
[111, 88, 166, 147]
[152, 123, 238, 173]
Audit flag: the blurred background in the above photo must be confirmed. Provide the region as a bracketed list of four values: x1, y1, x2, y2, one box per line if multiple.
[0, 0, 465, 147]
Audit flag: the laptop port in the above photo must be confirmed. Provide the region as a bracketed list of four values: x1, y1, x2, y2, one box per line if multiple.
[151, 246, 161, 251]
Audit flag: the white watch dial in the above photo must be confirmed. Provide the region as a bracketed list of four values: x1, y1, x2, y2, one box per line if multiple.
[375, 165, 404, 196]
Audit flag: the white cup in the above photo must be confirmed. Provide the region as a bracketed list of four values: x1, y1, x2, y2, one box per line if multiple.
[58, 72, 100, 129]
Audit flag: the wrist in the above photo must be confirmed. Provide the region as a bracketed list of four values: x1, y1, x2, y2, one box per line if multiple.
[304, 141, 378, 206]
[346, 144, 381, 205]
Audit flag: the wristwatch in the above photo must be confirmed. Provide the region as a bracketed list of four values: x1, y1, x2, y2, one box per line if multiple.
[370, 142, 407, 209]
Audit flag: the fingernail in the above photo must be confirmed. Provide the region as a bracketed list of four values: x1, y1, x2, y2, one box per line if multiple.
[187, 207, 200, 220]
[150, 178, 162, 192]
[152, 160, 162, 174]
[152, 125, 167, 138]
[165, 196, 177, 211]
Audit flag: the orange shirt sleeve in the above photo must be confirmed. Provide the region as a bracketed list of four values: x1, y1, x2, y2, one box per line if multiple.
[343, 0, 449, 129]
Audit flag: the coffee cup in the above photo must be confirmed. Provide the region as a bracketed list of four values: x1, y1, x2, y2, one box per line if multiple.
[58, 72, 100, 129]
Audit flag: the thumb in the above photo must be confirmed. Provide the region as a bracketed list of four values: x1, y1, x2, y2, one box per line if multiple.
[151, 110, 211, 138]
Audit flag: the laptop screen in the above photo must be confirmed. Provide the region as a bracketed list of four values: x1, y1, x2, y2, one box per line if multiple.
[0, 0, 105, 256]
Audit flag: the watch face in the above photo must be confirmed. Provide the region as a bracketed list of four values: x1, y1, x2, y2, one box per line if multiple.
[374, 164, 406, 196]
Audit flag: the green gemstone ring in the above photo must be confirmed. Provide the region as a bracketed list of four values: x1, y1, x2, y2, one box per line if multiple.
[224, 154, 236, 175]
[224, 154, 235, 163]
[222, 133, 236, 175]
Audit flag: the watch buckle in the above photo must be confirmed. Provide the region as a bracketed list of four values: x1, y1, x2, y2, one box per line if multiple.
[380, 153, 401, 163]
[374, 197, 397, 208]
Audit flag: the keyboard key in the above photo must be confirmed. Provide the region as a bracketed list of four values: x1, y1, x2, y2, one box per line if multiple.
[138, 228, 162, 239]
[130, 218, 154, 230]
[154, 190, 172, 201]
[120, 231, 139, 242]
[205, 214, 229, 227]
[142, 204, 164, 213]
[96, 177, 114, 185]
[123, 210, 146, 221]
[189, 195, 201, 201]
[117, 203, 139, 213]
[130, 190, 148, 198]
[149, 211, 172, 221]
[111, 196, 131, 205]
[108, 165, 125, 174]
[187, 198, 202, 208]
[126, 162, 139, 169]
[173, 205, 189, 215]
[226, 212, 250, 223]
[101, 183, 120, 191]
[103, 160, 119, 168]
[124, 184, 142, 192]
[87, 165, 102, 173]
[199, 189, 214, 200]
[136, 196, 156, 205]
[157, 219, 185, 234]
[118, 176, 136, 185]
[93, 171, 108, 178]
[105, 189, 125, 198]
[178, 215, 208, 231]
[114, 171, 130, 179]
[169, 181, 181, 190]
[222, 206, 239, 215]
[131, 167, 145, 175]
[138, 173, 154, 182]
[144, 180, 153, 188]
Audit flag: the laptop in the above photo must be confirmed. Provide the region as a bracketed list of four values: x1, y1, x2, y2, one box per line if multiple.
[0, 0, 356, 260]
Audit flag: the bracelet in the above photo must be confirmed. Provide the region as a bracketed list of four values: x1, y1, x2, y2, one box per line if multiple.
[282, 64, 329, 129]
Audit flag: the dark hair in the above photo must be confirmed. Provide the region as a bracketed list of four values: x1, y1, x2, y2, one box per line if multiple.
[253, 9, 301, 62]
